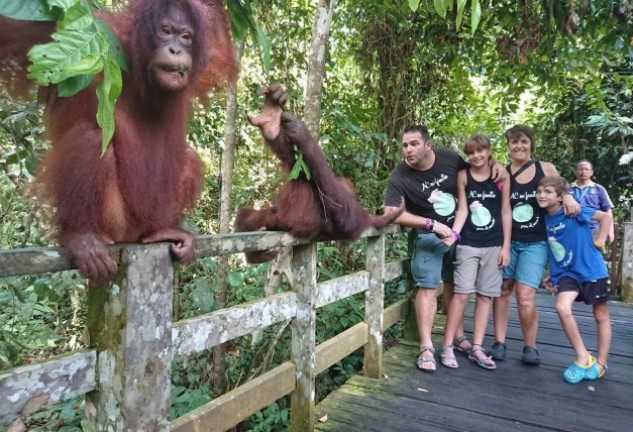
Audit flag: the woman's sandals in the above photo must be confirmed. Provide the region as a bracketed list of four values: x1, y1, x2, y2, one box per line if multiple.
[468, 345, 497, 370]
[440, 345, 459, 369]
[416, 346, 437, 373]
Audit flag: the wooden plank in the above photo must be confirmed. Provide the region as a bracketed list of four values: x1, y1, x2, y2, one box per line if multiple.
[315, 323, 368, 375]
[384, 259, 406, 283]
[620, 222, 633, 302]
[316, 272, 369, 308]
[194, 232, 305, 259]
[0, 245, 124, 278]
[85, 244, 173, 431]
[382, 298, 407, 330]
[171, 362, 296, 432]
[192, 224, 401, 260]
[0, 351, 96, 426]
[172, 292, 297, 356]
[290, 243, 318, 432]
[316, 292, 633, 431]
[364, 235, 385, 378]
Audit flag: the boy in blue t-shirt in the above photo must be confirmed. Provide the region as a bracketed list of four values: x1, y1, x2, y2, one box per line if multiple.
[537, 176, 612, 384]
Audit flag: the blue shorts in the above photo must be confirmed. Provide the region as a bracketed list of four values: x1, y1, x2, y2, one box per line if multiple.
[410, 231, 456, 289]
[502, 240, 548, 289]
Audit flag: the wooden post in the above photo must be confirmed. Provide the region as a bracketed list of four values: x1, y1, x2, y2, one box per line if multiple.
[363, 233, 385, 378]
[289, 243, 317, 432]
[403, 231, 418, 342]
[620, 222, 633, 303]
[85, 244, 174, 431]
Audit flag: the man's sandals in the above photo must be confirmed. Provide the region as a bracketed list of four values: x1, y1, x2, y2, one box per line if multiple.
[416, 346, 436, 373]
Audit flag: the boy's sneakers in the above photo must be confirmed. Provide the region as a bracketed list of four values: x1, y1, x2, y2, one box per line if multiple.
[489, 341, 506, 361]
[522, 345, 540, 365]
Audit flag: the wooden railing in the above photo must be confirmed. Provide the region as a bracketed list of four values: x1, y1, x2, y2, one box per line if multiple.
[0, 226, 408, 431]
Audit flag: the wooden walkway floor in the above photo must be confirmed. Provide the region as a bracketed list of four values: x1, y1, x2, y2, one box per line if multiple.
[315, 292, 633, 431]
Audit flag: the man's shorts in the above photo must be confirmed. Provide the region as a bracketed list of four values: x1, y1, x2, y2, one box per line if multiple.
[502, 240, 548, 289]
[410, 230, 456, 289]
[454, 245, 502, 297]
[558, 277, 610, 305]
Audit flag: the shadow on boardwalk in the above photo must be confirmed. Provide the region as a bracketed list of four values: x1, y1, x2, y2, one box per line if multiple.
[316, 291, 633, 432]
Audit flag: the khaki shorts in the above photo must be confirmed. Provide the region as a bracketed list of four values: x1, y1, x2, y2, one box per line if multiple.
[454, 245, 502, 297]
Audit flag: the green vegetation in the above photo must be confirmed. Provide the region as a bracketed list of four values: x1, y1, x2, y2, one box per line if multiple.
[1, 0, 632, 430]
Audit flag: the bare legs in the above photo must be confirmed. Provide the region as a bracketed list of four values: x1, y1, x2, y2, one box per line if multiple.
[556, 292, 590, 365]
[443, 282, 468, 344]
[593, 302, 611, 372]
[441, 292, 469, 368]
[416, 288, 438, 372]
[442, 293, 492, 368]
[556, 293, 611, 374]
[493, 279, 538, 347]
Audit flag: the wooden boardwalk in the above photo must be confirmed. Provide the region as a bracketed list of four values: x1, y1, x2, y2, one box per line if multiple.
[315, 292, 633, 431]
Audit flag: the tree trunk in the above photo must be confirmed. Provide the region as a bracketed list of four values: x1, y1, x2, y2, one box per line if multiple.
[213, 40, 244, 396]
[304, 0, 338, 137]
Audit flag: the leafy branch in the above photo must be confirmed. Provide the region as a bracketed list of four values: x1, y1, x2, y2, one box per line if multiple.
[408, 0, 482, 35]
[288, 145, 312, 181]
[0, 0, 129, 156]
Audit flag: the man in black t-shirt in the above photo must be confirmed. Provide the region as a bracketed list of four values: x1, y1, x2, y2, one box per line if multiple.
[384, 125, 467, 373]
[384, 125, 504, 373]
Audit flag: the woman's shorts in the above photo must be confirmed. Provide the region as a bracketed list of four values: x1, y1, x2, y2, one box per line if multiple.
[410, 231, 456, 289]
[502, 240, 548, 289]
[454, 245, 502, 297]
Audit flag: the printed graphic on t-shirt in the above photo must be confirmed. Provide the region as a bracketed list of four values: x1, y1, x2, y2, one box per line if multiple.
[428, 189, 456, 216]
[512, 202, 533, 223]
[470, 200, 492, 227]
[548, 236, 566, 262]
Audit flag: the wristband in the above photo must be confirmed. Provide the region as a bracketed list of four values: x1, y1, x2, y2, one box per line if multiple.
[424, 218, 435, 232]
[451, 230, 461, 242]
[594, 241, 605, 250]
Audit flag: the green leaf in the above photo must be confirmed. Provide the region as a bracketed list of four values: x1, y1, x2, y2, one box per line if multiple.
[96, 55, 122, 156]
[288, 153, 304, 180]
[0, 0, 60, 21]
[24, 154, 39, 175]
[227, 0, 249, 41]
[227, 271, 244, 287]
[57, 73, 94, 97]
[95, 18, 129, 71]
[408, 0, 420, 12]
[456, 0, 467, 28]
[60, 1, 93, 30]
[27, 28, 104, 85]
[49, 0, 79, 11]
[66, 54, 103, 75]
[434, 0, 447, 18]
[254, 23, 271, 72]
[470, 0, 482, 36]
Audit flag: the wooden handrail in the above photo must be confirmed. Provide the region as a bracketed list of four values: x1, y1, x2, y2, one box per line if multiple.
[0, 225, 408, 431]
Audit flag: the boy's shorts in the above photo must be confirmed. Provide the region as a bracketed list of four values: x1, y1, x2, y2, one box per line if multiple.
[454, 245, 502, 297]
[502, 240, 548, 289]
[558, 277, 610, 305]
[410, 230, 456, 289]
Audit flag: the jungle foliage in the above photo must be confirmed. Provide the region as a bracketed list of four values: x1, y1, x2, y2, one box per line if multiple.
[1, 0, 632, 430]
